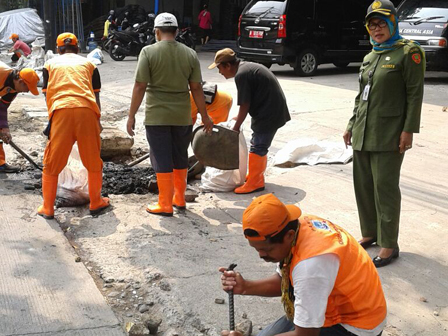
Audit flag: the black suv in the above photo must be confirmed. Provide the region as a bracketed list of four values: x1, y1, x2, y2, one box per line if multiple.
[398, 0, 448, 71]
[237, 0, 373, 76]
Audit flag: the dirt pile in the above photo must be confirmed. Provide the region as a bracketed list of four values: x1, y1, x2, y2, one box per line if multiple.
[102, 162, 155, 195]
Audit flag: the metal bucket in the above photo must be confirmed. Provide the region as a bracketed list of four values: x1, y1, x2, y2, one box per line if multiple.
[192, 125, 239, 170]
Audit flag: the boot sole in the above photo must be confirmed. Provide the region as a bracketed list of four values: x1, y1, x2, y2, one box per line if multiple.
[146, 209, 173, 217]
[234, 186, 265, 194]
[90, 204, 110, 215]
[173, 204, 186, 210]
[37, 212, 54, 220]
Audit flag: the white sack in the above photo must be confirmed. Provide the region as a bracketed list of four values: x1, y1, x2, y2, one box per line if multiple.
[274, 138, 353, 167]
[200, 120, 248, 192]
[0, 9, 45, 48]
[56, 144, 90, 208]
[87, 48, 104, 65]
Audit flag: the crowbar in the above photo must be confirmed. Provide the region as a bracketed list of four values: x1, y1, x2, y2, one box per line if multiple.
[227, 263, 238, 331]
[8, 140, 43, 171]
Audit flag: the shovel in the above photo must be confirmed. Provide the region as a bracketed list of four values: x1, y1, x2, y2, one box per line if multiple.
[8, 140, 43, 171]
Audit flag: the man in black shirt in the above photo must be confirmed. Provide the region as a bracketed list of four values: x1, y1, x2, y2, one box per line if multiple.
[209, 48, 290, 194]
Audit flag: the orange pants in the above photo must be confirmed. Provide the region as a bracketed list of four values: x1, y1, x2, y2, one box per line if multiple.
[0, 143, 5, 166]
[191, 90, 233, 125]
[43, 107, 103, 176]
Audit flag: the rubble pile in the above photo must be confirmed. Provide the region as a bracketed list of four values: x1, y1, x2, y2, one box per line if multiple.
[102, 162, 155, 195]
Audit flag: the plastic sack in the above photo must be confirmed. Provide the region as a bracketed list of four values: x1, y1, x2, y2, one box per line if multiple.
[55, 144, 90, 208]
[87, 48, 104, 65]
[200, 120, 248, 192]
[274, 138, 353, 167]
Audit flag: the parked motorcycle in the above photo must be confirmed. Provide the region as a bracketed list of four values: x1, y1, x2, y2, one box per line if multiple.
[108, 21, 155, 61]
[176, 27, 196, 50]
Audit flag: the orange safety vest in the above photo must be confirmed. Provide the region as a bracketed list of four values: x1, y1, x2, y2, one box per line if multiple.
[290, 215, 387, 329]
[0, 61, 16, 97]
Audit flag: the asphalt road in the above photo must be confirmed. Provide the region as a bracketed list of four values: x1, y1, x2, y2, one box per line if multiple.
[268, 62, 448, 107]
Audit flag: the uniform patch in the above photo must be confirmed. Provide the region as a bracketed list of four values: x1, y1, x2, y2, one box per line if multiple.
[311, 220, 331, 231]
[412, 53, 422, 64]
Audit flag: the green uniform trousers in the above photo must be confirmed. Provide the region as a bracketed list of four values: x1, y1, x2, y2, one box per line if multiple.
[353, 150, 404, 248]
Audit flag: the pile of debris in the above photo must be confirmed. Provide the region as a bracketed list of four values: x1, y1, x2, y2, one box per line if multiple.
[102, 162, 155, 196]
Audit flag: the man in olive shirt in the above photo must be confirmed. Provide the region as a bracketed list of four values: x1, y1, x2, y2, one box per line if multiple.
[127, 12, 212, 217]
[209, 49, 290, 194]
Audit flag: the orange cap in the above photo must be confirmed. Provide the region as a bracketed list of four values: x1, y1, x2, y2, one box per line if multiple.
[9, 34, 19, 40]
[19, 68, 40, 96]
[242, 194, 302, 241]
[56, 32, 78, 47]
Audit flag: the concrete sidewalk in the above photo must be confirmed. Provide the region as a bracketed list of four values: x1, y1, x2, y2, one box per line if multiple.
[0, 182, 124, 336]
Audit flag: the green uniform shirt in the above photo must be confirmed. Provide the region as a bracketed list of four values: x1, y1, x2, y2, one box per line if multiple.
[347, 42, 425, 151]
[135, 40, 202, 126]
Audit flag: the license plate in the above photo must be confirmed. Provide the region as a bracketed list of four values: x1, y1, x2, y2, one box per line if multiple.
[249, 30, 264, 39]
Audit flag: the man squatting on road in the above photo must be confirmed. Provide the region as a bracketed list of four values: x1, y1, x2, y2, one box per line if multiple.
[38, 33, 110, 219]
[209, 48, 290, 194]
[0, 61, 39, 173]
[126, 13, 213, 217]
[220, 194, 387, 336]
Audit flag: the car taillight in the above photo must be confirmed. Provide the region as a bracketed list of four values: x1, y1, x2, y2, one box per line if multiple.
[238, 15, 242, 36]
[278, 15, 286, 38]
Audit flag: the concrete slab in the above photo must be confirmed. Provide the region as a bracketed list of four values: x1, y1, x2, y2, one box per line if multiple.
[22, 107, 48, 119]
[0, 192, 124, 336]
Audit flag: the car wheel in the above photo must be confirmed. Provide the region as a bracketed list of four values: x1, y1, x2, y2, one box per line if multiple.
[109, 42, 126, 61]
[333, 62, 350, 68]
[294, 49, 318, 76]
[260, 62, 272, 69]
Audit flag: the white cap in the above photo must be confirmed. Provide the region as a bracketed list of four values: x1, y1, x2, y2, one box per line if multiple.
[154, 12, 178, 28]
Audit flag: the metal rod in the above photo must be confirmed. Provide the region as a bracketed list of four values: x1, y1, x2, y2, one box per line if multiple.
[226, 263, 237, 331]
[126, 153, 150, 168]
[8, 140, 42, 171]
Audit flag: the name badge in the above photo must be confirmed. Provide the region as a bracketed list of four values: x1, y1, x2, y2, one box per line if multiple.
[362, 84, 371, 101]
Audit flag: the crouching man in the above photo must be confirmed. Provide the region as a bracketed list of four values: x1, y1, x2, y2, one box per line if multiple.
[219, 194, 386, 336]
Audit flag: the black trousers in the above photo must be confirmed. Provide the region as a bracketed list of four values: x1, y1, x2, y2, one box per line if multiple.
[145, 125, 192, 173]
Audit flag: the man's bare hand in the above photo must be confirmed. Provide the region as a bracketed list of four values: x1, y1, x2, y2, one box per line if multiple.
[219, 267, 246, 294]
[126, 116, 136, 137]
[202, 115, 213, 134]
[399, 131, 413, 154]
[0, 128, 12, 144]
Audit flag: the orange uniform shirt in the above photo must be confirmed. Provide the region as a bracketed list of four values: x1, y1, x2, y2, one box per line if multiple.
[290, 215, 387, 329]
[43, 53, 101, 117]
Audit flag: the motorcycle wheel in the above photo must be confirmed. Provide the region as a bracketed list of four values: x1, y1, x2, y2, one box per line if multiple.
[186, 35, 196, 50]
[109, 42, 126, 61]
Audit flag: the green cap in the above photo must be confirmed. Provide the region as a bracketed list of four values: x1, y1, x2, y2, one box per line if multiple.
[366, 0, 397, 20]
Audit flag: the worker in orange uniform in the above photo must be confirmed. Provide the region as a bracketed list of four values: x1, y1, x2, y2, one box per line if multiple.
[190, 84, 232, 125]
[37, 33, 109, 219]
[0, 61, 39, 173]
[219, 194, 386, 336]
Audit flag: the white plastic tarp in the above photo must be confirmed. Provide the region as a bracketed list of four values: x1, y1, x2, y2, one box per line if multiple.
[0, 8, 45, 48]
[274, 138, 353, 167]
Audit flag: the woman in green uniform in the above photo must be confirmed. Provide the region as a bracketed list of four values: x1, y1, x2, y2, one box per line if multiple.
[343, 0, 425, 267]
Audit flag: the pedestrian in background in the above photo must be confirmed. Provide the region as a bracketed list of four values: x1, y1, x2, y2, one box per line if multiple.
[198, 4, 212, 45]
[8, 34, 31, 63]
[127, 13, 212, 217]
[0, 62, 39, 173]
[38, 33, 110, 219]
[343, 0, 425, 268]
[209, 48, 290, 194]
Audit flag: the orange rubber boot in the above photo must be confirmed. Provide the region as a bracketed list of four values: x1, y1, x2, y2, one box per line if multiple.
[234, 153, 267, 194]
[37, 173, 58, 219]
[0, 143, 5, 166]
[88, 171, 110, 215]
[147, 172, 174, 216]
[173, 169, 187, 209]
